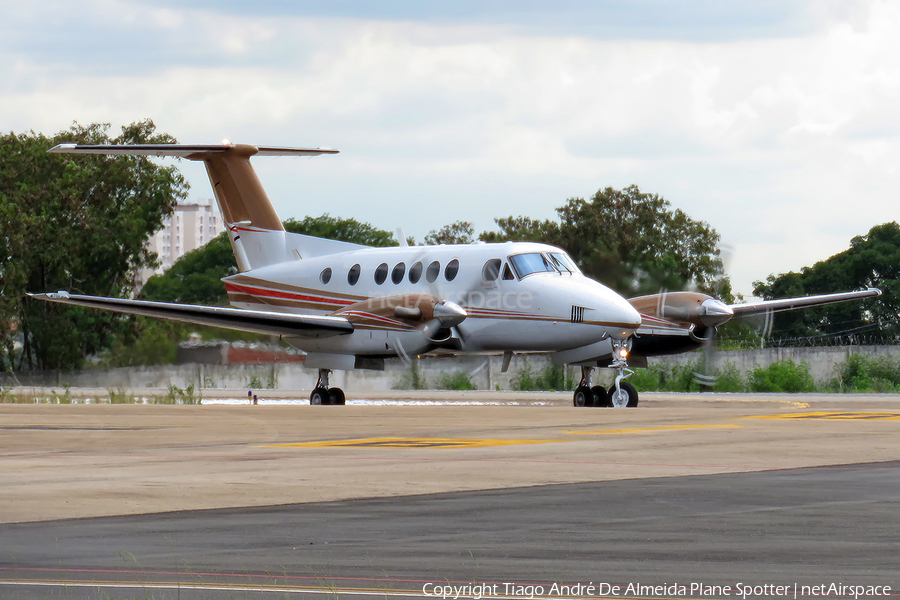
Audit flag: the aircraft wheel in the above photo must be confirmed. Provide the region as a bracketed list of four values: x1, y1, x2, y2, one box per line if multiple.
[608, 382, 639, 408]
[573, 385, 594, 407]
[329, 388, 346, 406]
[310, 388, 330, 405]
[592, 385, 611, 407]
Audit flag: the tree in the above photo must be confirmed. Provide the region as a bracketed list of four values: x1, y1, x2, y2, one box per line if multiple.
[424, 221, 475, 245]
[556, 186, 722, 296]
[472, 185, 723, 297]
[0, 120, 188, 371]
[753, 222, 900, 343]
[284, 215, 400, 247]
[478, 216, 560, 244]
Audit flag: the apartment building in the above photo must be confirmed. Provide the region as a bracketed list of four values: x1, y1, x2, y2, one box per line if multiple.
[139, 198, 224, 284]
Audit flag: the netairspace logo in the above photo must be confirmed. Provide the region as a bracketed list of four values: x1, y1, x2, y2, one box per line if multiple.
[421, 581, 893, 600]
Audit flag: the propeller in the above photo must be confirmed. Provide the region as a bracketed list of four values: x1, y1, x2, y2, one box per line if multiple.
[693, 244, 733, 388]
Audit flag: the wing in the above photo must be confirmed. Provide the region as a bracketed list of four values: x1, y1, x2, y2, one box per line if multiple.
[28, 292, 353, 339]
[729, 288, 882, 318]
[623, 287, 884, 362]
[47, 143, 339, 158]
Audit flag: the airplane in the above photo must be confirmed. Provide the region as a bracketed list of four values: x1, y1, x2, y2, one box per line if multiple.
[29, 142, 882, 408]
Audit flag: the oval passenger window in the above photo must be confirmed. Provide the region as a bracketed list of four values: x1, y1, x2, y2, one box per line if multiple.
[409, 261, 423, 284]
[392, 262, 406, 284]
[374, 263, 388, 285]
[426, 261, 441, 283]
[445, 259, 459, 282]
[348, 264, 361, 286]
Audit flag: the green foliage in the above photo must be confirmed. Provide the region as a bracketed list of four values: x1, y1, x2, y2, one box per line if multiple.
[511, 361, 573, 391]
[101, 318, 179, 367]
[629, 360, 745, 392]
[284, 214, 399, 247]
[714, 361, 745, 392]
[748, 360, 816, 393]
[0, 120, 188, 371]
[831, 354, 900, 393]
[628, 361, 701, 392]
[479, 216, 560, 244]
[437, 370, 476, 390]
[556, 186, 722, 296]
[753, 222, 900, 342]
[475, 185, 722, 296]
[166, 383, 201, 404]
[394, 361, 427, 390]
[425, 220, 475, 245]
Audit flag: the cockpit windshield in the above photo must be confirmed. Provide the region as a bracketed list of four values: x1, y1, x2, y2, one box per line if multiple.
[549, 252, 581, 275]
[508, 253, 557, 278]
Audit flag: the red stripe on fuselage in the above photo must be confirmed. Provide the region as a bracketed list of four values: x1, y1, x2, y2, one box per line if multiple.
[224, 283, 355, 307]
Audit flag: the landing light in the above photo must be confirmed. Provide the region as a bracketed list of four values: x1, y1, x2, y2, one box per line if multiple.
[618, 347, 629, 359]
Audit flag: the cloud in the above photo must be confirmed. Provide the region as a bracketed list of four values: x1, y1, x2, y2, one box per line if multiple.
[2, 0, 899, 295]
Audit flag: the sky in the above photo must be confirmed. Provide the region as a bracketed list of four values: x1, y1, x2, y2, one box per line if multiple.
[3, 0, 899, 297]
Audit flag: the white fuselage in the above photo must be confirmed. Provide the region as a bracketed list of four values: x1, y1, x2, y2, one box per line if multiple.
[223, 240, 642, 359]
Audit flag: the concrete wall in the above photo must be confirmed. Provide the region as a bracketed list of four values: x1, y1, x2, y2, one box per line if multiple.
[3, 346, 898, 391]
[648, 345, 900, 385]
[0, 354, 577, 392]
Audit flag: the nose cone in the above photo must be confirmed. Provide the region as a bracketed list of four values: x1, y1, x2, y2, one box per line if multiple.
[611, 295, 643, 338]
[433, 299, 467, 328]
[699, 298, 734, 327]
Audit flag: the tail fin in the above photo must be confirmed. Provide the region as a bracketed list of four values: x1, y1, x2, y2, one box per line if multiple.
[49, 143, 351, 271]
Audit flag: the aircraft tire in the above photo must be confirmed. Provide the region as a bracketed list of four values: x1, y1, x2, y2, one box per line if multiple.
[608, 382, 639, 408]
[573, 385, 594, 407]
[310, 388, 330, 405]
[329, 388, 346, 406]
[592, 385, 611, 407]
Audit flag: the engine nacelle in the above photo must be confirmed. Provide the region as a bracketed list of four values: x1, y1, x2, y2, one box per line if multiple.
[628, 291, 733, 328]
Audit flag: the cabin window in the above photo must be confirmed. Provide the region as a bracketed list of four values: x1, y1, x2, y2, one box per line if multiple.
[426, 261, 440, 283]
[348, 264, 361, 285]
[320, 268, 332, 284]
[392, 262, 406, 284]
[409, 261, 423, 284]
[445, 259, 460, 282]
[374, 262, 388, 285]
[549, 252, 580, 275]
[509, 253, 556, 279]
[502, 264, 515, 281]
[482, 259, 501, 281]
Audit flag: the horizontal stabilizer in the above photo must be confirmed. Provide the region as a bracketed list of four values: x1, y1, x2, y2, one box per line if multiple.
[48, 143, 339, 158]
[28, 292, 353, 339]
[730, 288, 882, 318]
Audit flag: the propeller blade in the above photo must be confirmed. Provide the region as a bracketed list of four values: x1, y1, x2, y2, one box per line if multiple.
[694, 325, 718, 388]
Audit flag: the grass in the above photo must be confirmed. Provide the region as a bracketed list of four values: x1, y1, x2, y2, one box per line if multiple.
[0, 385, 204, 405]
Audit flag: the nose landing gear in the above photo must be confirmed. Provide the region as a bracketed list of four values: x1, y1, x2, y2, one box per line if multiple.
[571, 339, 639, 408]
[608, 338, 638, 408]
[310, 369, 346, 405]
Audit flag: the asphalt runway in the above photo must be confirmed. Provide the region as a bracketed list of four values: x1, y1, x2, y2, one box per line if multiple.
[2, 393, 899, 599]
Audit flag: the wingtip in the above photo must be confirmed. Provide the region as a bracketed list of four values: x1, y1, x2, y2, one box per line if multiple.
[48, 143, 77, 153]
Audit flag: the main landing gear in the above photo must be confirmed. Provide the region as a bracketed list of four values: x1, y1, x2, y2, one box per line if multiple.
[572, 339, 638, 408]
[310, 369, 346, 406]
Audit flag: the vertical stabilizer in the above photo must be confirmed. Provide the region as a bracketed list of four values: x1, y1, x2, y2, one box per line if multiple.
[48, 143, 341, 271]
[195, 145, 284, 231]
